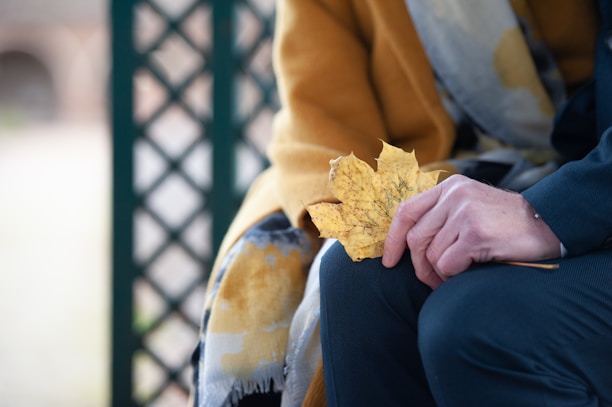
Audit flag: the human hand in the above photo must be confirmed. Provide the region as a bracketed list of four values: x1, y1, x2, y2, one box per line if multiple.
[382, 175, 561, 288]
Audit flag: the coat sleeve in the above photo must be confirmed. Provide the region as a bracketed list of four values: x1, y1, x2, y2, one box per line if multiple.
[267, 0, 453, 229]
[522, 126, 612, 255]
[522, 3, 612, 256]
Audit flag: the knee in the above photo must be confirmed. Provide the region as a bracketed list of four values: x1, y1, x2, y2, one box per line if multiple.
[319, 240, 430, 321]
[416, 279, 502, 396]
[418, 285, 483, 369]
[417, 271, 533, 376]
[319, 240, 370, 310]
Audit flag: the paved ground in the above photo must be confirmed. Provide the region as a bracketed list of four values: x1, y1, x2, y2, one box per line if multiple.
[0, 121, 109, 407]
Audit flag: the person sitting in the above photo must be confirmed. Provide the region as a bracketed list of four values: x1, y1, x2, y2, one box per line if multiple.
[191, 0, 607, 406]
[320, 1, 612, 405]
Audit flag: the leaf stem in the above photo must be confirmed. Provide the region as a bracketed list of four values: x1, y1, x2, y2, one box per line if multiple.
[497, 260, 559, 269]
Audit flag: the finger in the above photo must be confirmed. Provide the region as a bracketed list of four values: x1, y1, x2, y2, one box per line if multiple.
[382, 185, 442, 268]
[410, 248, 444, 289]
[405, 201, 454, 265]
[405, 206, 447, 278]
[404, 210, 450, 289]
[436, 240, 479, 277]
[426, 226, 459, 277]
[381, 215, 414, 268]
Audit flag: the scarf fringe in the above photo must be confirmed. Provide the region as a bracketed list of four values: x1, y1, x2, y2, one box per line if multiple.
[200, 367, 286, 407]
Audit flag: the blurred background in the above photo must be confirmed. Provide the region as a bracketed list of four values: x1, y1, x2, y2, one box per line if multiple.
[0, 0, 276, 405]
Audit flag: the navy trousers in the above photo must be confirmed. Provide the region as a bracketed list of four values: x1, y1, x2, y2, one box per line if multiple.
[320, 241, 612, 406]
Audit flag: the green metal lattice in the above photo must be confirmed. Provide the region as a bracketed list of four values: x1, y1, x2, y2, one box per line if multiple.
[111, 0, 277, 405]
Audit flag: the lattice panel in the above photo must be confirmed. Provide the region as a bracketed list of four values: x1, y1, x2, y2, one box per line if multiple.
[234, 0, 278, 191]
[112, 0, 277, 405]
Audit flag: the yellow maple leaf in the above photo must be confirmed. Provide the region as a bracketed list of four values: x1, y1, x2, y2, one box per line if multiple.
[307, 141, 442, 261]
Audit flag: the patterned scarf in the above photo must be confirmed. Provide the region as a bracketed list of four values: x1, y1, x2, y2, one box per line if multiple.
[193, 1, 565, 406]
[193, 213, 314, 406]
[409, 0, 566, 190]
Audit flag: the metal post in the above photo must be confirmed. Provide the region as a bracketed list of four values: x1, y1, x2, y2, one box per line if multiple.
[211, 0, 235, 253]
[111, 0, 137, 405]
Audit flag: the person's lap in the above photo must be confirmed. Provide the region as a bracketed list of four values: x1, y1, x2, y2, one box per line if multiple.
[319, 241, 612, 406]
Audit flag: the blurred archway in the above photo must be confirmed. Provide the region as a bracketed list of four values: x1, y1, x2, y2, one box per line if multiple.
[0, 50, 56, 122]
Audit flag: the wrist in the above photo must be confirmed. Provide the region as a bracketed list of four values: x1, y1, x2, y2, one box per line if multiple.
[527, 205, 562, 259]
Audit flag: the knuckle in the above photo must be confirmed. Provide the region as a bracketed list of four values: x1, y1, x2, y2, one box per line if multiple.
[462, 219, 488, 242]
[443, 175, 477, 200]
[414, 266, 429, 282]
[384, 232, 402, 248]
[405, 228, 420, 248]
[435, 262, 453, 279]
[425, 244, 438, 266]
[394, 200, 413, 221]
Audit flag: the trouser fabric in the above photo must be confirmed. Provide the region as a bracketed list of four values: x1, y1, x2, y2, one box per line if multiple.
[319, 241, 612, 406]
